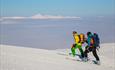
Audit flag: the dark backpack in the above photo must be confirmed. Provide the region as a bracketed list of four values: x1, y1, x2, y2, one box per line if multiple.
[93, 33, 100, 48]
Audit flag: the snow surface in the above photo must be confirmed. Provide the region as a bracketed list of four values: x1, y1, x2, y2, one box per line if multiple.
[0, 43, 115, 70]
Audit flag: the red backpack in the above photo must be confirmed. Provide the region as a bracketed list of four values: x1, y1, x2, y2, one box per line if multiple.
[90, 36, 95, 47]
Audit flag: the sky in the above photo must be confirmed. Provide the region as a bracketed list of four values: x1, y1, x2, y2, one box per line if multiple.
[1, 0, 115, 17]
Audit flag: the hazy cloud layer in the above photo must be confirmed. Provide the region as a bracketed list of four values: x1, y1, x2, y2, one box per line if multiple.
[0, 14, 81, 20]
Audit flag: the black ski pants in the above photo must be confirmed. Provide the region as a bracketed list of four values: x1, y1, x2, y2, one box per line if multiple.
[84, 46, 100, 61]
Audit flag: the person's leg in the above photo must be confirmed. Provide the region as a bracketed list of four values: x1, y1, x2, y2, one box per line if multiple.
[84, 50, 88, 58]
[84, 46, 94, 61]
[84, 45, 89, 58]
[78, 44, 84, 58]
[71, 44, 76, 57]
[92, 48, 100, 61]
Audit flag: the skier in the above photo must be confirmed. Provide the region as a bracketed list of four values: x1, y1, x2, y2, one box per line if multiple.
[71, 31, 84, 58]
[84, 32, 100, 65]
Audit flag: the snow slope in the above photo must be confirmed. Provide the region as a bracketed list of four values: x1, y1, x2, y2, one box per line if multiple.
[0, 43, 115, 70]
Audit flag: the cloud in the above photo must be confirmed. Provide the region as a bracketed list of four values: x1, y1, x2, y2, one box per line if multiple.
[0, 14, 81, 21]
[0, 17, 27, 22]
[30, 14, 64, 19]
[30, 14, 80, 19]
[1, 17, 27, 19]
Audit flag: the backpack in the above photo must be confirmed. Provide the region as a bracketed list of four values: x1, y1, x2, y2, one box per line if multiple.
[79, 33, 85, 43]
[90, 36, 95, 47]
[78, 35, 81, 43]
[74, 34, 82, 43]
[93, 33, 100, 47]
